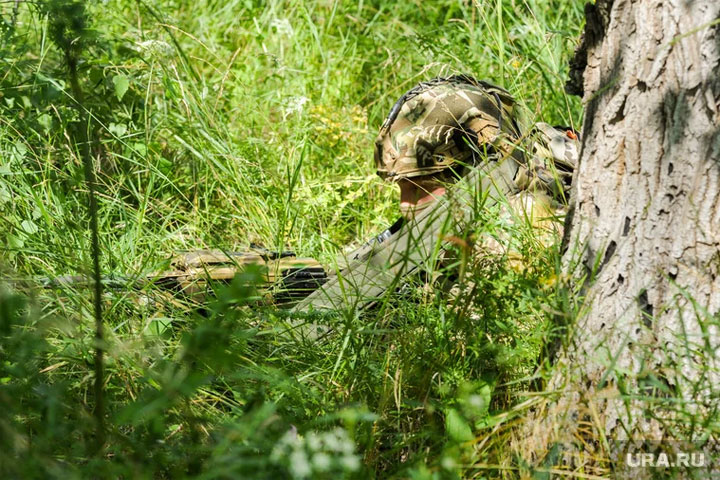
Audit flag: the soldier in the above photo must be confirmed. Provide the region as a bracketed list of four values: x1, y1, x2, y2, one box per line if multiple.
[293, 75, 579, 313]
[154, 75, 579, 315]
[364, 75, 579, 307]
[45, 75, 578, 322]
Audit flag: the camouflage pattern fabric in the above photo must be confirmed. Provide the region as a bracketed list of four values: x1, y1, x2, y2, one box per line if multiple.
[375, 75, 522, 181]
[434, 121, 580, 316]
[505, 122, 580, 236]
[374, 75, 580, 208]
[464, 121, 580, 256]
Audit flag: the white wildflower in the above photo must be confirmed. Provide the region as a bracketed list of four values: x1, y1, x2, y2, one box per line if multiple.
[311, 452, 332, 472]
[270, 18, 294, 37]
[305, 431, 322, 451]
[323, 427, 348, 451]
[289, 448, 311, 479]
[340, 454, 361, 471]
[135, 40, 174, 60]
[283, 96, 310, 119]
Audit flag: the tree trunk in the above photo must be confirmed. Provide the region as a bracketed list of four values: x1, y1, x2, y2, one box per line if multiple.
[517, 0, 720, 475]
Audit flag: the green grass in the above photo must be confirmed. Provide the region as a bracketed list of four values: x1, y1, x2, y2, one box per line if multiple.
[0, 0, 585, 478]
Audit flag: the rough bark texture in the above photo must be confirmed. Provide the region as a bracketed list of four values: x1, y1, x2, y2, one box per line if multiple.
[517, 0, 720, 475]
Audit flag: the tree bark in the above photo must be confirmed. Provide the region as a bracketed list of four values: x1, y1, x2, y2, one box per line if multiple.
[516, 0, 720, 475]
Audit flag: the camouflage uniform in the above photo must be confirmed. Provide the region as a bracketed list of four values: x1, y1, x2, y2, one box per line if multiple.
[292, 75, 580, 316]
[374, 75, 580, 295]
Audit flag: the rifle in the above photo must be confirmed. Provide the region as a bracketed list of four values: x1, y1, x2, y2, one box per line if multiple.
[34, 247, 327, 308]
[150, 248, 327, 306]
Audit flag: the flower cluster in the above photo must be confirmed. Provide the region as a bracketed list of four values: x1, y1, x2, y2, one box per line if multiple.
[270, 427, 361, 479]
[309, 103, 368, 146]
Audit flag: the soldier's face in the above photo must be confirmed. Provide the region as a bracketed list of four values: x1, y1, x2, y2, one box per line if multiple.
[398, 174, 446, 219]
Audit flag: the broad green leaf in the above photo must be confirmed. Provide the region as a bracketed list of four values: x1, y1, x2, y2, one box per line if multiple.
[466, 382, 492, 418]
[21, 219, 39, 234]
[37, 113, 53, 132]
[445, 408, 473, 443]
[12, 141, 27, 162]
[145, 317, 173, 336]
[0, 184, 11, 204]
[108, 122, 128, 137]
[7, 234, 24, 249]
[113, 74, 130, 101]
[132, 142, 147, 156]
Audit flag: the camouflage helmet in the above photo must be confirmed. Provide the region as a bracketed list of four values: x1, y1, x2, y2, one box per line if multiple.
[374, 75, 522, 182]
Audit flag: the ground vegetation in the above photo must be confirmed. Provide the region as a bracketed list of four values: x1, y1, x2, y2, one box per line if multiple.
[0, 1, 595, 478]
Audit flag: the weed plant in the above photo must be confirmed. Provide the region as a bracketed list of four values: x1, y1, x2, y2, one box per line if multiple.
[1, 0, 584, 478]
